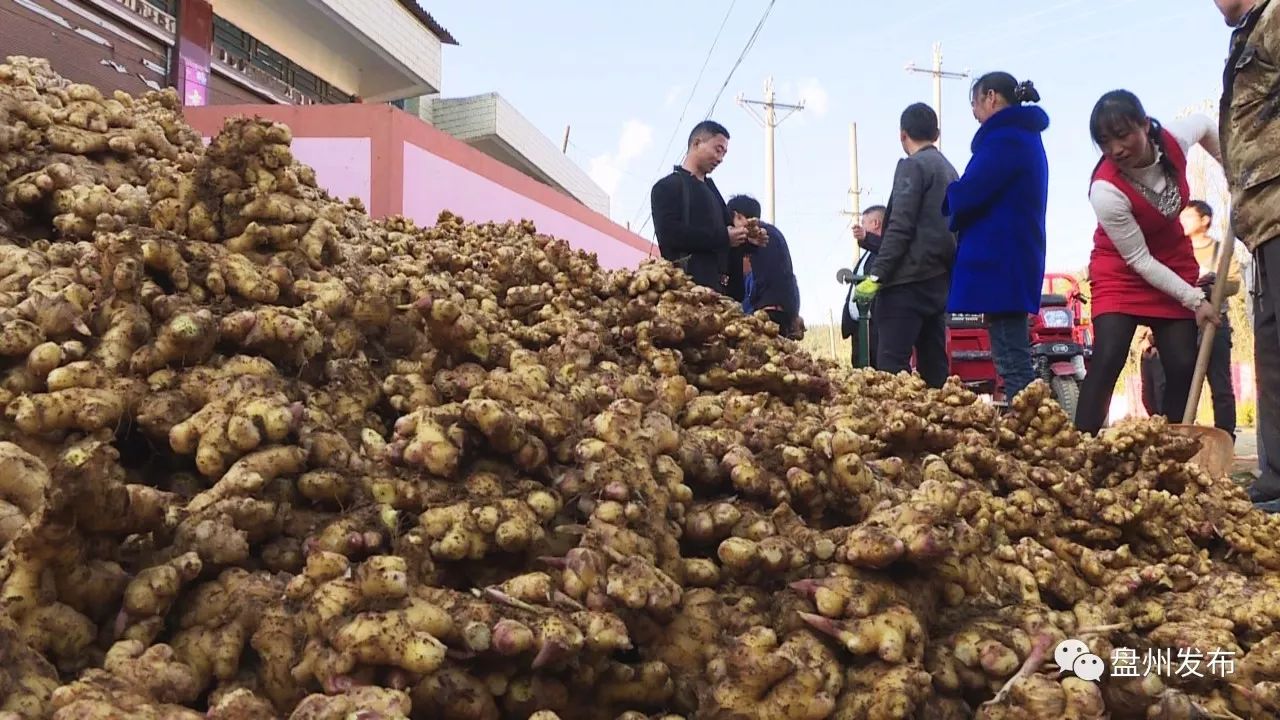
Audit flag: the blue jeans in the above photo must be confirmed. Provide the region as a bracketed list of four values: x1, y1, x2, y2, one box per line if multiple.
[988, 312, 1035, 401]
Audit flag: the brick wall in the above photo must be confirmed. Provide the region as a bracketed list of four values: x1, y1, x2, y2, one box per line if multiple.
[1, 0, 166, 96]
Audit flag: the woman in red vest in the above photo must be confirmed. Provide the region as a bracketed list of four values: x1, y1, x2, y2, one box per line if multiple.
[1074, 91, 1222, 434]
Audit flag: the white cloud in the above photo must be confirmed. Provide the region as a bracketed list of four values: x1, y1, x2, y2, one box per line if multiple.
[797, 78, 829, 118]
[664, 84, 684, 108]
[588, 119, 654, 197]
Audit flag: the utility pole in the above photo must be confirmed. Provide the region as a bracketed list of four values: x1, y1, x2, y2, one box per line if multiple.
[827, 308, 837, 359]
[839, 122, 868, 264]
[561, 125, 571, 154]
[736, 77, 804, 224]
[848, 123, 861, 220]
[905, 42, 969, 152]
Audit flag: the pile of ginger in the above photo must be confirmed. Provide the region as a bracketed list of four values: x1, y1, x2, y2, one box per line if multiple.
[4, 55, 1280, 720]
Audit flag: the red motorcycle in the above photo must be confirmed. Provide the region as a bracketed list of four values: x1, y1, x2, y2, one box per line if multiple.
[946, 273, 1092, 413]
[1030, 273, 1092, 417]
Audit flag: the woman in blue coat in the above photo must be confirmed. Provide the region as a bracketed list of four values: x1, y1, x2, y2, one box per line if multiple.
[944, 72, 1050, 402]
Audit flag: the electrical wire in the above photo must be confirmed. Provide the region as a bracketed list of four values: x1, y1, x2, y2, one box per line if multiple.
[1017, 6, 1201, 63]
[943, 0, 1087, 53]
[626, 0, 739, 230]
[703, 0, 777, 119]
[853, 0, 963, 50]
[635, 0, 779, 238]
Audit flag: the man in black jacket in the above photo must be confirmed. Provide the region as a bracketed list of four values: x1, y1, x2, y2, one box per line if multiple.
[842, 204, 886, 367]
[854, 103, 959, 388]
[727, 194, 801, 337]
[650, 121, 751, 300]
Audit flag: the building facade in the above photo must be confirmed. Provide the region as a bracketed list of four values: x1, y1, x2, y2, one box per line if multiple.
[2, 0, 453, 105]
[3, 0, 608, 217]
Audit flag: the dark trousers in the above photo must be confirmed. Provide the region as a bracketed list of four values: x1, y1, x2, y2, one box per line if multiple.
[1140, 351, 1166, 417]
[988, 312, 1035, 401]
[1249, 239, 1280, 502]
[1201, 316, 1237, 438]
[1075, 313, 1197, 435]
[1138, 320, 1235, 435]
[875, 274, 950, 389]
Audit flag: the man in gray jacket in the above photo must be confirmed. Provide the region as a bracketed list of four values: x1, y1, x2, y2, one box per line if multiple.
[854, 103, 959, 388]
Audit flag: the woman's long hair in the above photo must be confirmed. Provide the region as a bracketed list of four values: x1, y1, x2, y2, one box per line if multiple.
[971, 72, 1041, 106]
[1089, 90, 1176, 178]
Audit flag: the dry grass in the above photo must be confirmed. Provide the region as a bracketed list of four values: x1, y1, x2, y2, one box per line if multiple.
[796, 323, 852, 366]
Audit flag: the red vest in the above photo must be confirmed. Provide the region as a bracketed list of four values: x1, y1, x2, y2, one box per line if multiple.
[1088, 129, 1198, 320]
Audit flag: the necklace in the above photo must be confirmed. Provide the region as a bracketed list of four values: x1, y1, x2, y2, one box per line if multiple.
[1123, 143, 1183, 218]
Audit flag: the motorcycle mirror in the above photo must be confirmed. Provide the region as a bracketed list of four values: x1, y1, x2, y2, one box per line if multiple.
[836, 268, 855, 285]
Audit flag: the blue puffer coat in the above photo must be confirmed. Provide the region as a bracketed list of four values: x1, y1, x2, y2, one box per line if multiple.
[943, 105, 1050, 314]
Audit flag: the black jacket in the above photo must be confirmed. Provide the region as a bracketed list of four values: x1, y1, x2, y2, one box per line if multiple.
[748, 221, 800, 316]
[870, 146, 959, 288]
[840, 232, 881, 338]
[651, 167, 747, 300]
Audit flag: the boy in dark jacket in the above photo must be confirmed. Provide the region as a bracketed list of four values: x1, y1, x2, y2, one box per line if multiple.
[650, 121, 752, 300]
[727, 194, 801, 337]
[855, 103, 960, 388]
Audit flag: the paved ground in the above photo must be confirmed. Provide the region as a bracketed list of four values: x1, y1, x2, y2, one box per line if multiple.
[1234, 428, 1260, 480]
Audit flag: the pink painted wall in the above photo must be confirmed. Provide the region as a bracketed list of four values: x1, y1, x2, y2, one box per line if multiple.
[401, 143, 651, 270]
[291, 138, 372, 210]
[183, 105, 654, 271]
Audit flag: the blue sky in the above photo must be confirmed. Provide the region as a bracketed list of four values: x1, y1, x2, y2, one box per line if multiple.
[425, 0, 1232, 324]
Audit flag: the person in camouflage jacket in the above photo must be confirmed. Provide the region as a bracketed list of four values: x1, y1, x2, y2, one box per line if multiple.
[1216, 0, 1280, 508]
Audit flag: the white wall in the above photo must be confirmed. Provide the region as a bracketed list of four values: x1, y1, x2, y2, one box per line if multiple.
[211, 0, 441, 100]
[314, 0, 442, 97]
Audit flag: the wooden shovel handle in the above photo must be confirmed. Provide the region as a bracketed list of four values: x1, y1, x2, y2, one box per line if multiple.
[1182, 227, 1237, 424]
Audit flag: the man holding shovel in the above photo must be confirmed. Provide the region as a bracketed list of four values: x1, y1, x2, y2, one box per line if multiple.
[1214, 0, 1280, 509]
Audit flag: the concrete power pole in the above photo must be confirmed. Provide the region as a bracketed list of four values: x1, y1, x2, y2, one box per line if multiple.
[839, 123, 867, 264]
[736, 77, 804, 224]
[905, 43, 969, 152]
[848, 123, 861, 221]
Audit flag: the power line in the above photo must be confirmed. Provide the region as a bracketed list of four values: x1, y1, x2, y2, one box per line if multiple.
[636, 0, 779, 237]
[627, 1, 739, 230]
[951, 0, 1145, 61]
[1017, 6, 1200, 64]
[868, 0, 950, 40]
[704, 0, 777, 119]
[943, 0, 1086, 53]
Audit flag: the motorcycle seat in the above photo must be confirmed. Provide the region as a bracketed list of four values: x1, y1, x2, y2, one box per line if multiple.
[1041, 293, 1068, 307]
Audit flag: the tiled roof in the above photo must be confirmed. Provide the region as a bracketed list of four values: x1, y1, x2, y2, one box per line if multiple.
[393, 1, 458, 45]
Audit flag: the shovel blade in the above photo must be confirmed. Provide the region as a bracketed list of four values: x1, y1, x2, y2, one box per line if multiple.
[1168, 424, 1235, 477]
